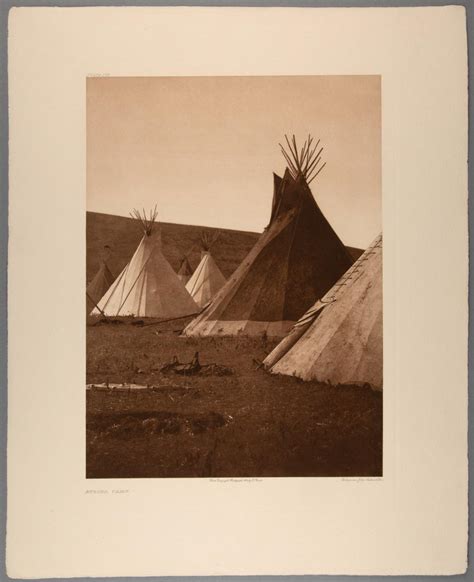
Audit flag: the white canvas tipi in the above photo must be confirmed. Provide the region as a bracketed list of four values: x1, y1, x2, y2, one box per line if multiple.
[186, 232, 226, 308]
[87, 245, 114, 310]
[92, 208, 198, 318]
[264, 234, 382, 390]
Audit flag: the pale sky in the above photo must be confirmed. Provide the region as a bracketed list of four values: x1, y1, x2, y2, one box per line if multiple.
[87, 76, 381, 249]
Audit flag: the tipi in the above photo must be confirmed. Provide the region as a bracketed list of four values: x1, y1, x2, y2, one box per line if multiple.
[264, 234, 382, 390]
[177, 256, 193, 285]
[183, 135, 354, 337]
[92, 207, 198, 318]
[185, 231, 226, 308]
[87, 245, 115, 310]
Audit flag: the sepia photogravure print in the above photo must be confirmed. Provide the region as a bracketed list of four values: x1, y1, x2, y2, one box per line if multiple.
[86, 76, 382, 478]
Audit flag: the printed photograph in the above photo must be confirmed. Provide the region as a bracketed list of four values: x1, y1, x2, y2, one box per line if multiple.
[86, 76, 382, 478]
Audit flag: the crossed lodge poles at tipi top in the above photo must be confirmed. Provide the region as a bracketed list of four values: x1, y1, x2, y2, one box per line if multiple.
[91, 207, 198, 319]
[264, 234, 383, 390]
[183, 135, 355, 337]
[186, 231, 227, 308]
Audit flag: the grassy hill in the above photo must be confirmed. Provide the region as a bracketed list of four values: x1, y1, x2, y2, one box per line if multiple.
[87, 212, 260, 283]
[87, 211, 363, 283]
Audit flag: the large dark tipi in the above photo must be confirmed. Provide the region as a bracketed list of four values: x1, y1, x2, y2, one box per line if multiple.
[183, 136, 354, 337]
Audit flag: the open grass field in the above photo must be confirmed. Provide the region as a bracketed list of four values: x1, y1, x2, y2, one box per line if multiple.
[86, 319, 382, 478]
[86, 212, 375, 478]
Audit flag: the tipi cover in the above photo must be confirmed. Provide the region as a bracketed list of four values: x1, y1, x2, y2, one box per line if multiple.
[177, 256, 193, 285]
[186, 232, 226, 308]
[87, 247, 115, 309]
[92, 208, 198, 318]
[264, 234, 382, 390]
[183, 135, 354, 337]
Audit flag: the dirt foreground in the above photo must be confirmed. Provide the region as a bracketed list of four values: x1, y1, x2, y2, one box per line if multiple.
[86, 319, 382, 478]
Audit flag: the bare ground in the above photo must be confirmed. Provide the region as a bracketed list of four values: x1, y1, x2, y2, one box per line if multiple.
[86, 318, 382, 478]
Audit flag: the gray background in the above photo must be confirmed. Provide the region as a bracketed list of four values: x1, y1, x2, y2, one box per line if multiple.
[0, 0, 471, 580]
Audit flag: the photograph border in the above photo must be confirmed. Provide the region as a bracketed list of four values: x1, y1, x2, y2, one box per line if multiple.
[1, 0, 472, 580]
